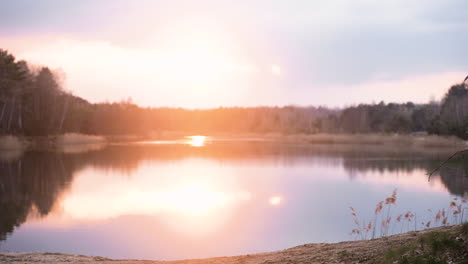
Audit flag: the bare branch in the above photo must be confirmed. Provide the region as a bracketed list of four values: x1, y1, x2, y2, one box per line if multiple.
[427, 149, 468, 180]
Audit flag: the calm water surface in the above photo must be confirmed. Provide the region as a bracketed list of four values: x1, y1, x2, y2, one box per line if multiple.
[0, 137, 466, 260]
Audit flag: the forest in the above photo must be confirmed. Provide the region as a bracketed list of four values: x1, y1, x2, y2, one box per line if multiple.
[1, 49, 467, 139]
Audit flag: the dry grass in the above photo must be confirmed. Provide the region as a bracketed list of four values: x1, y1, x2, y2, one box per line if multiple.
[273, 133, 465, 148]
[350, 190, 468, 241]
[106, 135, 142, 142]
[1, 225, 465, 264]
[56, 133, 106, 146]
[0, 135, 24, 150]
[0, 136, 25, 160]
[59, 143, 106, 154]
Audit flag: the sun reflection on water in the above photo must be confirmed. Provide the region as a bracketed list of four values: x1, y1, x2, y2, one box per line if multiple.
[186, 135, 206, 147]
[269, 196, 282, 206]
[11, 143, 460, 260]
[57, 163, 254, 220]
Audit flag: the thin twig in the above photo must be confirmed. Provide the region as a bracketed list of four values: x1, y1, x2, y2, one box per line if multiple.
[427, 149, 468, 180]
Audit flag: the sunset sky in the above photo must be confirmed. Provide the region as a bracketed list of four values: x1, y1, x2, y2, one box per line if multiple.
[1, 0, 467, 108]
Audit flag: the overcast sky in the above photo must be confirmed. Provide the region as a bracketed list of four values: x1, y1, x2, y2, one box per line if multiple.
[1, 0, 467, 108]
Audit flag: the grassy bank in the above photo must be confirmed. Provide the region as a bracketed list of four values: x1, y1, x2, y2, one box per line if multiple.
[268, 133, 466, 148]
[0, 136, 25, 161]
[20, 133, 107, 152]
[0, 135, 24, 150]
[349, 190, 468, 242]
[2, 224, 467, 264]
[1, 132, 466, 152]
[54, 133, 107, 153]
[383, 223, 468, 264]
[55, 133, 106, 145]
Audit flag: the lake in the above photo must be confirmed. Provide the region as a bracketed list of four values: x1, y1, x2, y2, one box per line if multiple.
[0, 136, 466, 260]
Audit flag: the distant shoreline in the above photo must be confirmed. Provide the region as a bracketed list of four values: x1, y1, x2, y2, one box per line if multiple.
[0, 132, 465, 152]
[1, 224, 466, 264]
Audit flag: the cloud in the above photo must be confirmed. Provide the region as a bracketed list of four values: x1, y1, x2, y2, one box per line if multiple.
[1, 36, 285, 108]
[1, 35, 463, 108]
[1, 0, 466, 108]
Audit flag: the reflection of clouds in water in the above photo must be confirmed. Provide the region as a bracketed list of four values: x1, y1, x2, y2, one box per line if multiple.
[60, 161, 251, 219]
[1, 142, 467, 259]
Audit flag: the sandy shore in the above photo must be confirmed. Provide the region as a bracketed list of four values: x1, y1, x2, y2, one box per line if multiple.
[1, 225, 463, 264]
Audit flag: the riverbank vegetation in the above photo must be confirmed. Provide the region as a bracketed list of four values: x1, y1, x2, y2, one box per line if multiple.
[1, 49, 467, 140]
[1, 224, 467, 263]
[266, 133, 464, 148]
[349, 189, 468, 241]
[0, 135, 24, 150]
[349, 189, 468, 263]
[55, 133, 105, 146]
[384, 223, 468, 264]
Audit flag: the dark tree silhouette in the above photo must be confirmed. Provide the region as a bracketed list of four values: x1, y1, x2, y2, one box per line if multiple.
[427, 75, 468, 179]
[1, 48, 468, 140]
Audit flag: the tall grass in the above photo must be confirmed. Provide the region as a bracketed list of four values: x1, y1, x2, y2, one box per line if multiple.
[275, 133, 464, 148]
[55, 133, 106, 145]
[0, 135, 24, 150]
[54, 133, 107, 153]
[349, 189, 468, 240]
[384, 224, 468, 264]
[0, 135, 24, 161]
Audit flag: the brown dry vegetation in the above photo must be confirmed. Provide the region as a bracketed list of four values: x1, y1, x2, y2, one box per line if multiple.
[56, 133, 106, 145]
[14, 132, 467, 152]
[266, 133, 465, 148]
[1, 224, 467, 264]
[349, 189, 468, 243]
[0, 135, 24, 150]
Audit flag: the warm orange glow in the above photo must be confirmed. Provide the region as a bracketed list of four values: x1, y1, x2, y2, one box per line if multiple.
[61, 182, 235, 218]
[8, 31, 263, 108]
[57, 163, 255, 220]
[271, 64, 281, 75]
[186, 135, 206, 147]
[269, 196, 282, 206]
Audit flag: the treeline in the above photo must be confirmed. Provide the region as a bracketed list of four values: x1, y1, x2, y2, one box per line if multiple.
[0, 49, 89, 136]
[1, 49, 467, 139]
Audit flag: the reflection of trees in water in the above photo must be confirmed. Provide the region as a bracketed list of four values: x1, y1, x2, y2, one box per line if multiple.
[0, 143, 466, 241]
[0, 152, 75, 240]
[343, 155, 468, 197]
[343, 158, 440, 177]
[76, 143, 457, 171]
[438, 167, 468, 196]
[437, 156, 468, 196]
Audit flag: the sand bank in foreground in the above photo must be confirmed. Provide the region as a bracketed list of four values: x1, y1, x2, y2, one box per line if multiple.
[2, 225, 467, 264]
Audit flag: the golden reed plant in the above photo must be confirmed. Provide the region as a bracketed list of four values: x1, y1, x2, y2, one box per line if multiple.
[349, 189, 468, 240]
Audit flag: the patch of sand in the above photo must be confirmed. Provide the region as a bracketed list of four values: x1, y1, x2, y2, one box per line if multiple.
[0, 225, 459, 264]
